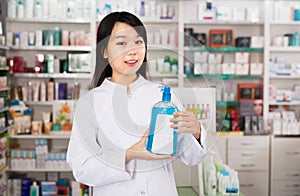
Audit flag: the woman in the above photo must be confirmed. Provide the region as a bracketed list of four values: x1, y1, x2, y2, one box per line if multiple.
[67, 11, 206, 196]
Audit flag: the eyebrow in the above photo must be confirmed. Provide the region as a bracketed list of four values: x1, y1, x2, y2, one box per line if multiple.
[114, 35, 142, 39]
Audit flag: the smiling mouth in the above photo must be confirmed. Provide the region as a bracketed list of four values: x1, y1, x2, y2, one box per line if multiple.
[125, 60, 138, 67]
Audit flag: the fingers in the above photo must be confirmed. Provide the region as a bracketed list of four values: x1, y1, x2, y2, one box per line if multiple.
[173, 111, 194, 117]
[146, 153, 174, 160]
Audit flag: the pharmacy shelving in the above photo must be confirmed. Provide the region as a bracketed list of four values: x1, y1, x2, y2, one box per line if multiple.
[6, 168, 72, 172]
[23, 101, 54, 106]
[269, 75, 300, 79]
[9, 46, 92, 52]
[270, 21, 300, 25]
[184, 46, 264, 53]
[0, 87, 9, 91]
[264, 2, 300, 195]
[269, 46, 300, 52]
[0, 127, 9, 135]
[185, 74, 263, 80]
[0, 45, 9, 50]
[6, 18, 91, 24]
[184, 20, 263, 25]
[9, 132, 71, 139]
[263, 0, 300, 126]
[141, 18, 178, 24]
[148, 73, 178, 78]
[148, 45, 178, 51]
[0, 67, 9, 71]
[11, 73, 92, 79]
[0, 107, 9, 113]
[269, 101, 300, 106]
[216, 101, 240, 107]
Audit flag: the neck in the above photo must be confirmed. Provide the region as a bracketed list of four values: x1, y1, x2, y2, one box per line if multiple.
[110, 73, 139, 87]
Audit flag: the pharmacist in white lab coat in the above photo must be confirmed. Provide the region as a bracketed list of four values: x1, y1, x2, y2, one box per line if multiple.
[67, 12, 207, 196]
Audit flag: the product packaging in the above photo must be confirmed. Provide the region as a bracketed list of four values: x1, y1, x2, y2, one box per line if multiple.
[147, 86, 178, 156]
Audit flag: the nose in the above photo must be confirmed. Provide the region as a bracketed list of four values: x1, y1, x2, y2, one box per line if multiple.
[126, 46, 137, 56]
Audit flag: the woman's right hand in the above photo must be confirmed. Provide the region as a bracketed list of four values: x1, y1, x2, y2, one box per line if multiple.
[126, 130, 173, 163]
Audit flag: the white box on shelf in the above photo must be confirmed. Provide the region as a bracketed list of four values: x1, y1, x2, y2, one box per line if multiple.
[269, 84, 277, 101]
[235, 63, 249, 75]
[194, 52, 208, 63]
[246, 7, 260, 22]
[232, 7, 246, 21]
[208, 63, 221, 75]
[208, 54, 223, 64]
[20, 31, 28, 47]
[293, 85, 300, 100]
[35, 30, 43, 46]
[197, 3, 206, 21]
[216, 7, 232, 21]
[250, 63, 263, 75]
[251, 36, 264, 48]
[222, 63, 235, 75]
[6, 32, 13, 46]
[194, 63, 208, 75]
[235, 52, 250, 64]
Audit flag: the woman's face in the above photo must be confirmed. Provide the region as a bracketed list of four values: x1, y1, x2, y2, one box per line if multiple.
[104, 22, 146, 77]
[253, 99, 263, 116]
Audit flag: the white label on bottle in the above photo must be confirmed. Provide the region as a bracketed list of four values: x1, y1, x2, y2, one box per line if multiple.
[152, 114, 173, 154]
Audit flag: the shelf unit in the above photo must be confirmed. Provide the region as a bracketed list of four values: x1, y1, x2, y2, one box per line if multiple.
[177, 1, 267, 195]
[264, 1, 300, 195]
[0, 17, 9, 195]
[4, 1, 96, 194]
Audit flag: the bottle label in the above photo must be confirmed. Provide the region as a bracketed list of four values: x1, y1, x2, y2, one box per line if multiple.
[152, 114, 173, 154]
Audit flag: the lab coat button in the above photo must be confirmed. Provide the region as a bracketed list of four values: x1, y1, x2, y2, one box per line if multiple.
[140, 191, 145, 195]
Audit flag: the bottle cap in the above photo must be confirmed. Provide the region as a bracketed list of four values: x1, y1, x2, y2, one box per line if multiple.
[161, 86, 171, 101]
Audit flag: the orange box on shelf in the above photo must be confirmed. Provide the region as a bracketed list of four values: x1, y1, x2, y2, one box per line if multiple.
[209, 29, 233, 48]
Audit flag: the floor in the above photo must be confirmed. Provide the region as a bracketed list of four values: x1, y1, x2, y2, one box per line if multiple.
[177, 187, 198, 196]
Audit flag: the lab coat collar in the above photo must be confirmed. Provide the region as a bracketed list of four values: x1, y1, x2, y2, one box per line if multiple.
[101, 74, 147, 93]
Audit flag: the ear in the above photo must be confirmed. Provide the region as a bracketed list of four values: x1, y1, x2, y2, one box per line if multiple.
[103, 48, 108, 59]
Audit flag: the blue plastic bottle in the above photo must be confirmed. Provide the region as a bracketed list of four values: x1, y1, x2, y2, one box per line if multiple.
[147, 86, 178, 156]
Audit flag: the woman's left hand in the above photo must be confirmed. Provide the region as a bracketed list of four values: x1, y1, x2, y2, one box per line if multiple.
[170, 111, 201, 139]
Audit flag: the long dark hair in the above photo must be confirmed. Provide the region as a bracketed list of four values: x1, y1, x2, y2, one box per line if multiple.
[90, 12, 147, 89]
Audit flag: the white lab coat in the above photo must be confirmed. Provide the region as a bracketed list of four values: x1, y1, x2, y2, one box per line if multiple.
[67, 75, 207, 196]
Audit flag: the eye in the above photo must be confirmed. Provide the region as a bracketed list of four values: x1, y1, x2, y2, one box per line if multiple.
[117, 42, 127, 46]
[135, 40, 144, 45]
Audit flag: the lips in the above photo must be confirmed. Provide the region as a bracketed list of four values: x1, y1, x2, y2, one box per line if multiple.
[125, 59, 138, 67]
